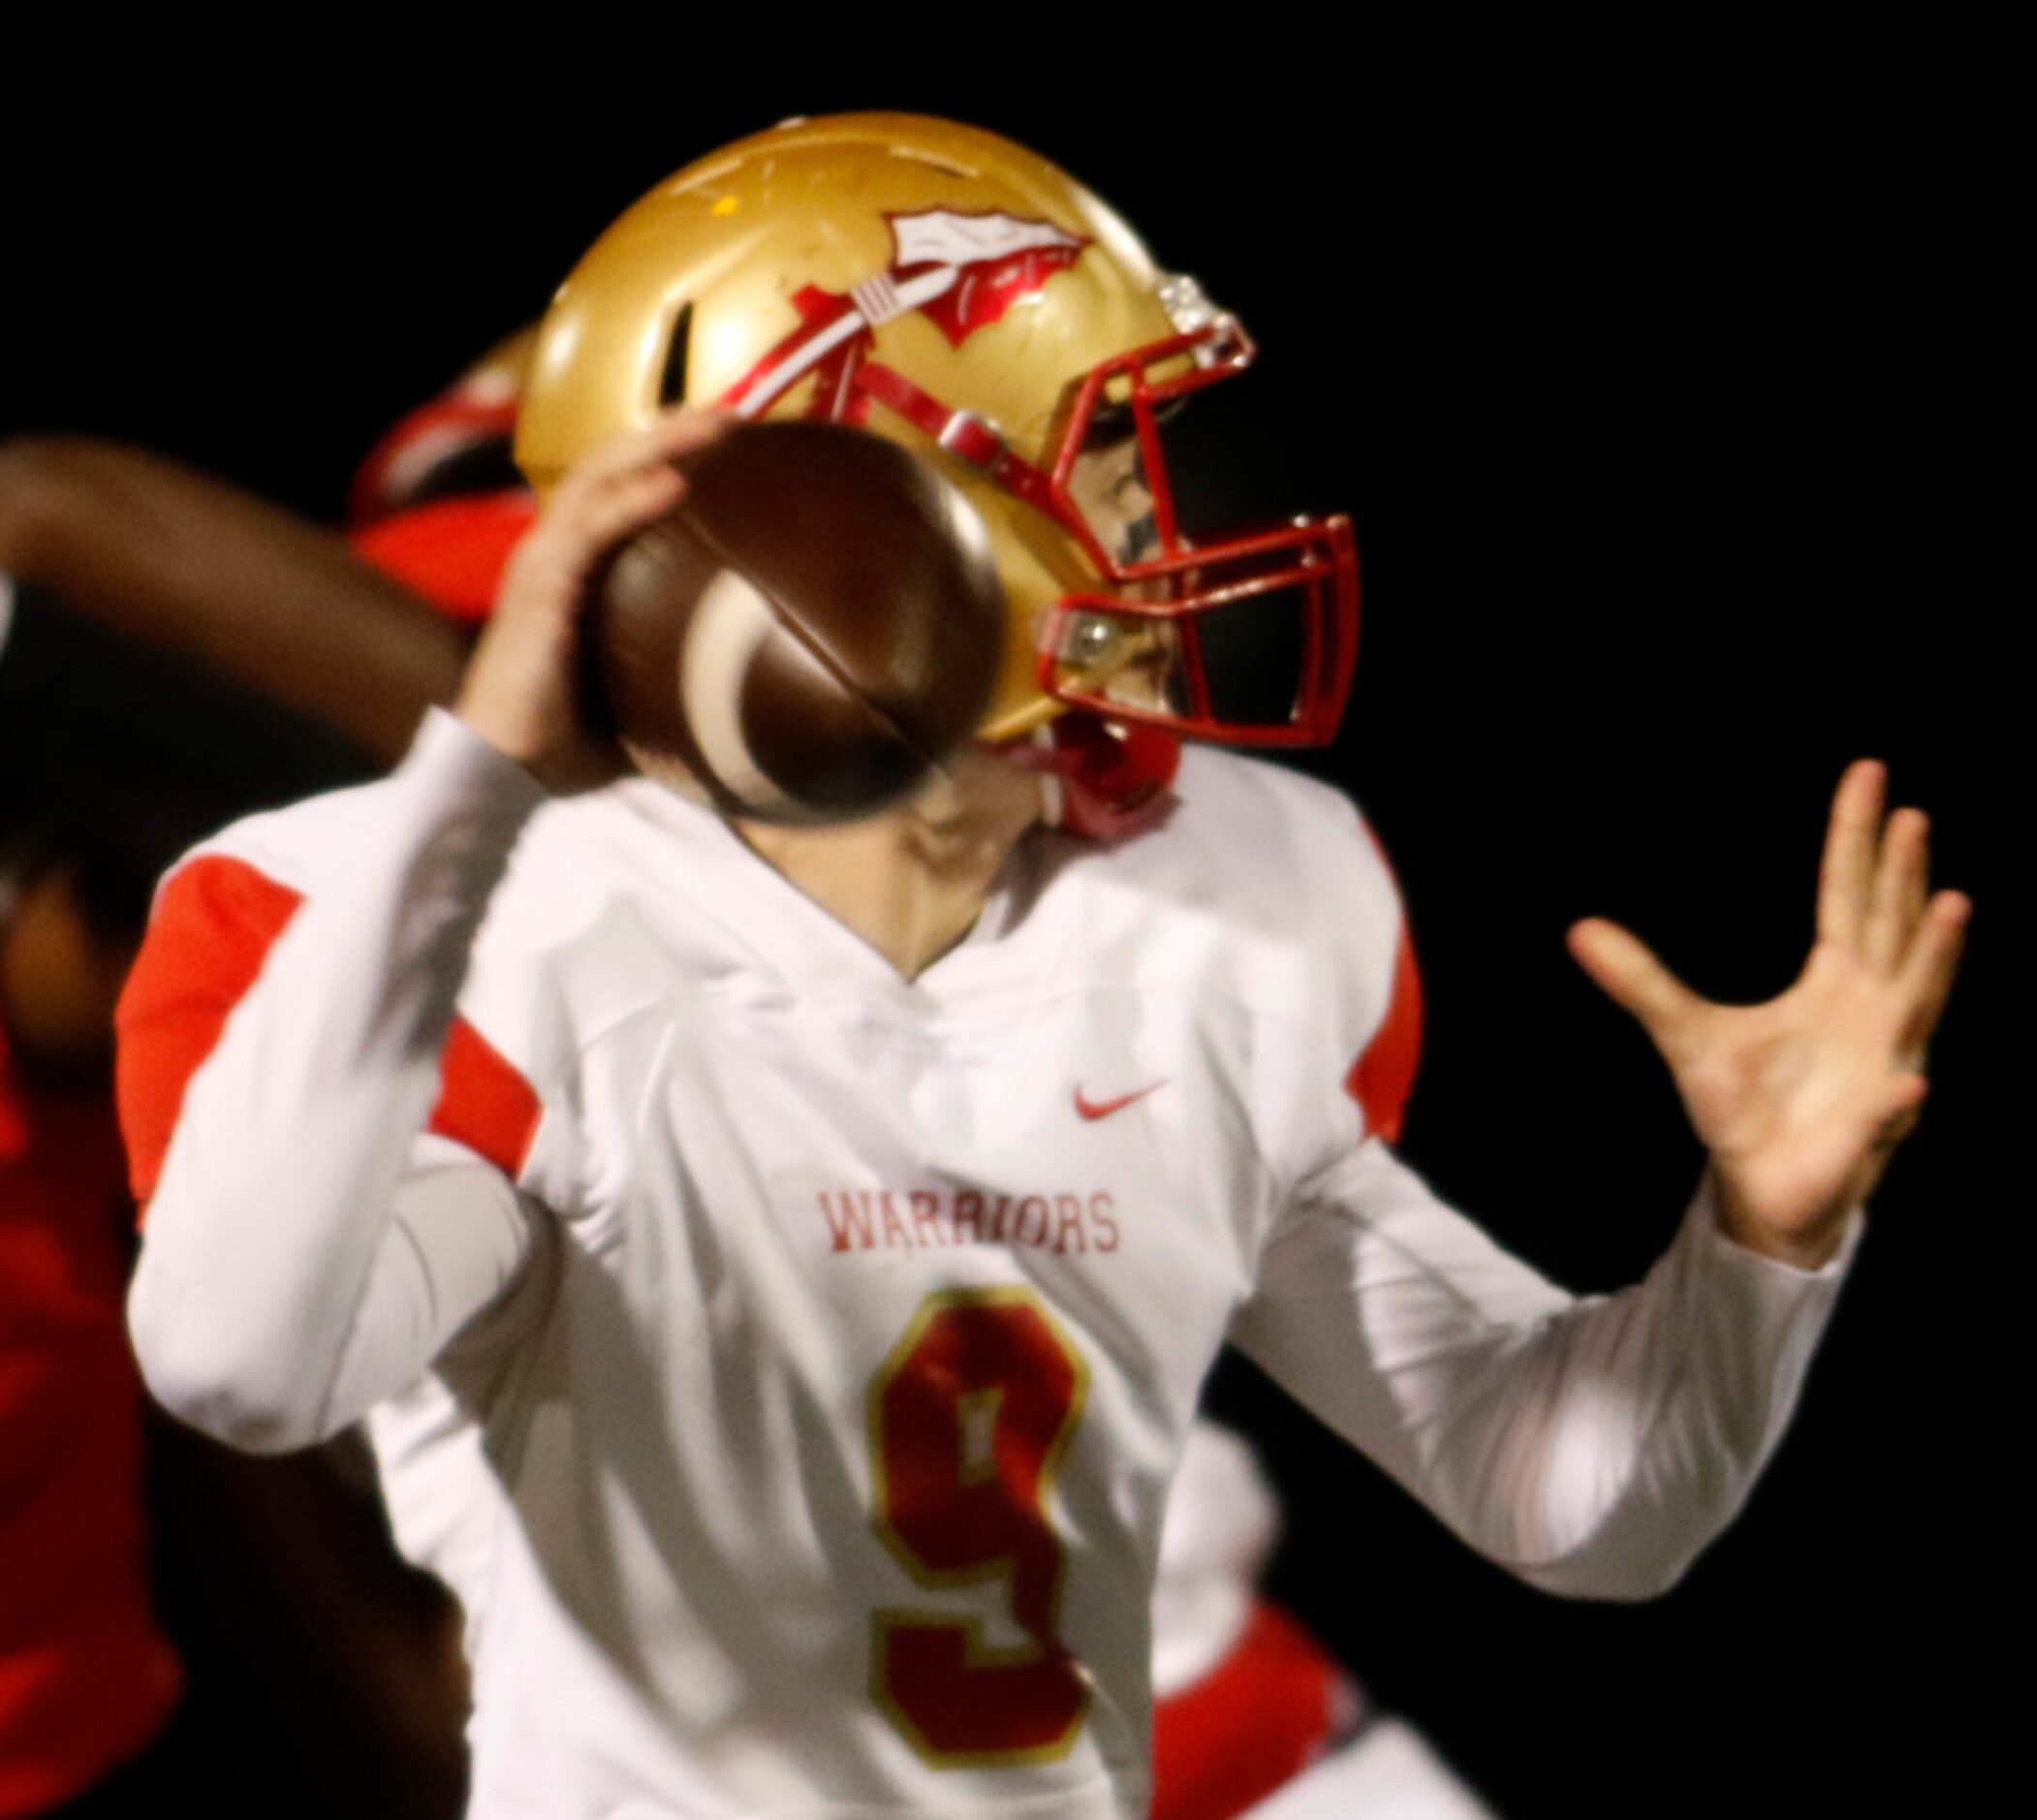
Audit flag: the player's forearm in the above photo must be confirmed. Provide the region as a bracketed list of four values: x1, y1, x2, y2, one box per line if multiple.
[0, 436, 466, 765]
[1238, 1144, 1855, 1600]
[1436, 1178, 1857, 1598]
[128, 711, 545, 1451]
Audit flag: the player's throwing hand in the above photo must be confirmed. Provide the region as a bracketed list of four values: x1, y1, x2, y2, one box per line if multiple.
[455, 407, 731, 790]
[1567, 760, 1970, 1269]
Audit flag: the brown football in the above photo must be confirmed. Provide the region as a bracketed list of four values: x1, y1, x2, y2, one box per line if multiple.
[592, 422, 1006, 824]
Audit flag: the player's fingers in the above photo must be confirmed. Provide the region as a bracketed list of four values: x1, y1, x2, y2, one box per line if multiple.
[643, 403, 738, 461]
[1567, 918, 1706, 1054]
[544, 411, 730, 546]
[567, 465, 688, 569]
[551, 406, 735, 503]
[517, 465, 685, 595]
[543, 440, 680, 529]
[1863, 807, 1928, 975]
[1896, 890, 1971, 1055]
[1816, 759, 1885, 950]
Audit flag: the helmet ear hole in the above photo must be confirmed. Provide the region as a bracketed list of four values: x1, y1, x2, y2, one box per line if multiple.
[658, 302, 695, 408]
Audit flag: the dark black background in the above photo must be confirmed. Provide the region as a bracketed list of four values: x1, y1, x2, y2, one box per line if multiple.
[4, 27, 2008, 1816]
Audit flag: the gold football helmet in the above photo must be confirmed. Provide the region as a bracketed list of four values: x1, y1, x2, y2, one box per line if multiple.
[517, 112, 1358, 746]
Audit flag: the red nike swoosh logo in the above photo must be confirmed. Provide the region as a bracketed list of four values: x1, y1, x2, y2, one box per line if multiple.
[1074, 1081, 1168, 1121]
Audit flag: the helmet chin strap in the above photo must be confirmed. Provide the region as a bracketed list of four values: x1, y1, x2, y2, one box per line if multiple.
[850, 363, 1063, 524]
[1029, 725, 1067, 830]
[989, 715, 1180, 842]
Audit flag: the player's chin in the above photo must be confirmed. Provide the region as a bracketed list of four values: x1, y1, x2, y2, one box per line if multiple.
[923, 740, 1050, 829]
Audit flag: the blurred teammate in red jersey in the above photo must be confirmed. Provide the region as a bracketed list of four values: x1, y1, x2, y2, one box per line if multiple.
[0, 442, 469, 1815]
[0, 839, 183, 1815]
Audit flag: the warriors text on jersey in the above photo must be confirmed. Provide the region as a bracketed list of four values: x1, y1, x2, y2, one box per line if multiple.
[118, 712, 1855, 1819]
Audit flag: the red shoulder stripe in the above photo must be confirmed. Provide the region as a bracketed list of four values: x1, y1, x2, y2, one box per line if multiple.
[1341, 821, 1425, 1145]
[1344, 924, 1424, 1145]
[115, 856, 303, 1205]
[429, 1017, 542, 1179]
[115, 853, 542, 1212]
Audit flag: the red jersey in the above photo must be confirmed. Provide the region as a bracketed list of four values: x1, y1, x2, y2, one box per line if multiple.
[0, 1019, 180, 1816]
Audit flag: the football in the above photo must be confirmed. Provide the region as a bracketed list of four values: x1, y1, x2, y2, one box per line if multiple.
[593, 422, 1007, 824]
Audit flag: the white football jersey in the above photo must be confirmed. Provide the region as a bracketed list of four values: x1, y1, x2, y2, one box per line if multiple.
[121, 712, 1855, 1819]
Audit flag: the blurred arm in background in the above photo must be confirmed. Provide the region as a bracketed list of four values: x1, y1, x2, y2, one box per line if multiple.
[0, 436, 466, 769]
[0, 446, 473, 1817]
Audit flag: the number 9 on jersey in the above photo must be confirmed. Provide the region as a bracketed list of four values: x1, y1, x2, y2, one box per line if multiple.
[868, 1287, 1093, 1766]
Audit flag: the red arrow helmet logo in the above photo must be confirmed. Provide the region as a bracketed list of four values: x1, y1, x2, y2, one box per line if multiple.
[719, 209, 1090, 424]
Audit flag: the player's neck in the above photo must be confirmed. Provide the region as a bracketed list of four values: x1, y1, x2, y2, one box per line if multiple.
[734, 746, 1043, 981]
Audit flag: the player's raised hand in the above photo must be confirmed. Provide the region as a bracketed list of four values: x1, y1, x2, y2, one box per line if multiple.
[455, 407, 731, 790]
[1566, 761, 1970, 1269]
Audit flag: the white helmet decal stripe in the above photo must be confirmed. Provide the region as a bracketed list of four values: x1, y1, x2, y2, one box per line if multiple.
[727, 266, 959, 419]
[721, 211, 1084, 421]
[889, 209, 1082, 269]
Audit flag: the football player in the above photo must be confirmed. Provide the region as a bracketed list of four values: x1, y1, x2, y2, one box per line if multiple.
[0, 780, 184, 1818]
[117, 114, 1967, 1819]
[344, 328, 1498, 1818]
